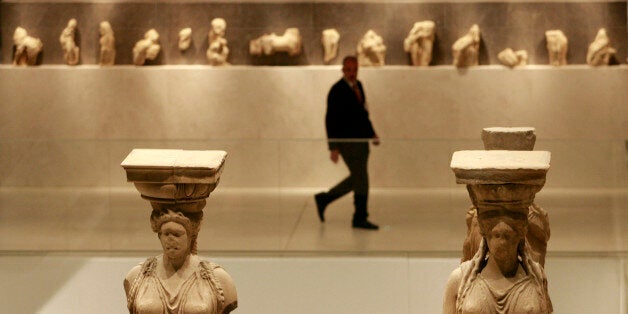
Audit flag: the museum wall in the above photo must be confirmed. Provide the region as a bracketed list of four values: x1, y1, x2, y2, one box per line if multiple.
[0, 1, 626, 190]
[1, 66, 626, 189]
[1, 1, 626, 65]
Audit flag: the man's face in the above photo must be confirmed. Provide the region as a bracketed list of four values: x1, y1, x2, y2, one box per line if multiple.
[342, 59, 358, 83]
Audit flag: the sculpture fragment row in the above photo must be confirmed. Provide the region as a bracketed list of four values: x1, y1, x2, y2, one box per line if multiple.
[11, 19, 618, 66]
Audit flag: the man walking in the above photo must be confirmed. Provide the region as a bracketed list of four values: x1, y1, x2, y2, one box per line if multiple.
[315, 55, 380, 230]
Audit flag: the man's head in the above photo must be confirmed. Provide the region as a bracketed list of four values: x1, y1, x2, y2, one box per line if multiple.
[342, 56, 358, 84]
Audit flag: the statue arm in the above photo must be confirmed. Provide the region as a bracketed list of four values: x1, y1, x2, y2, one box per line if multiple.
[214, 267, 238, 314]
[442, 267, 462, 314]
[123, 264, 142, 298]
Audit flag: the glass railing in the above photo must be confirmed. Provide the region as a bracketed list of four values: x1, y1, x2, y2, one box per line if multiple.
[0, 138, 625, 254]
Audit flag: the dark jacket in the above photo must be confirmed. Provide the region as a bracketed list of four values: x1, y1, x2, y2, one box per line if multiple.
[325, 79, 376, 150]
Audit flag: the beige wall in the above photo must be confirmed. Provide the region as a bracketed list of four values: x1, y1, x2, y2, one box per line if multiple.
[0, 65, 626, 188]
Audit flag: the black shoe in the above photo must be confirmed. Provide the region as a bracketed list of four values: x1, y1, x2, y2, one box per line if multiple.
[314, 193, 327, 222]
[352, 220, 379, 230]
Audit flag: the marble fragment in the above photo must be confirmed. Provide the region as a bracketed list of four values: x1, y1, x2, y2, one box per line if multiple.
[249, 28, 302, 57]
[545, 30, 568, 66]
[357, 30, 386, 66]
[321, 29, 340, 64]
[403, 21, 435, 66]
[133, 29, 161, 66]
[99, 21, 115, 66]
[452, 24, 480, 67]
[12, 27, 43, 66]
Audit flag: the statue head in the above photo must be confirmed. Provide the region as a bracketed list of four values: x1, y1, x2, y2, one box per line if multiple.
[67, 18, 77, 29]
[99, 21, 112, 36]
[477, 207, 528, 263]
[150, 209, 203, 255]
[211, 18, 227, 37]
[145, 29, 159, 42]
[13, 27, 28, 45]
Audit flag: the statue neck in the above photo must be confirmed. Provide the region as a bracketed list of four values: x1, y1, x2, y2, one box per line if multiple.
[163, 253, 192, 273]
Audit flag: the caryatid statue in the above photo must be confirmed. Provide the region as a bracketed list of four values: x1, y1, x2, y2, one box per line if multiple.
[321, 29, 340, 64]
[121, 149, 238, 314]
[461, 127, 551, 267]
[403, 21, 435, 66]
[13, 27, 43, 66]
[545, 29, 568, 66]
[586, 28, 616, 66]
[357, 30, 386, 66]
[444, 150, 553, 314]
[133, 29, 161, 66]
[99, 21, 115, 66]
[452, 24, 480, 67]
[207, 18, 230, 65]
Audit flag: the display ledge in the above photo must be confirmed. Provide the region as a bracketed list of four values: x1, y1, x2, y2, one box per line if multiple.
[1, 64, 627, 71]
[1, 0, 620, 3]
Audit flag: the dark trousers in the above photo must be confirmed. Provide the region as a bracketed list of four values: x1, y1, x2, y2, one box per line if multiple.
[326, 142, 370, 222]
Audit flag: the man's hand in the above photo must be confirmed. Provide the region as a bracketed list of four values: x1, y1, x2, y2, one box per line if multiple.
[330, 149, 340, 163]
[372, 136, 380, 146]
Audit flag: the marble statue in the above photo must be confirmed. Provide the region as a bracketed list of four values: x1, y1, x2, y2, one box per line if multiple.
[59, 18, 80, 65]
[452, 24, 480, 67]
[12, 27, 43, 66]
[133, 29, 161, 66]
[444, 150, 553, 314]
[207, 18, 230, 65]
[462, 127, 551, 267]
[99, 21, 115, 66]
[357, 30, 386, 66]
[497, 48, 528, 68]
[122, 149, 238, 314]
[545, 30, 568, 66]
[586, 28, 616, 66]
[403, 20, 435, 66]
[321, 29, 340, 64]
[178, 28, 192, 51]
[249, 28, 302, 57]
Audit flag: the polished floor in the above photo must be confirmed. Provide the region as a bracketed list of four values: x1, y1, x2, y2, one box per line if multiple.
[0, 187, 626, 314]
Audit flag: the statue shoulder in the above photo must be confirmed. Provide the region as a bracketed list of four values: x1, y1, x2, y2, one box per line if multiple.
[123, 264, 142, 296]
[124, 257, 158, 295]
[202, 261, 238, 314]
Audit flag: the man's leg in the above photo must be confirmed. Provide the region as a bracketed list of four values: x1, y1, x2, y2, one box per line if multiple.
[315, 175, 352, 222]
[341, 143, 377, 229]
